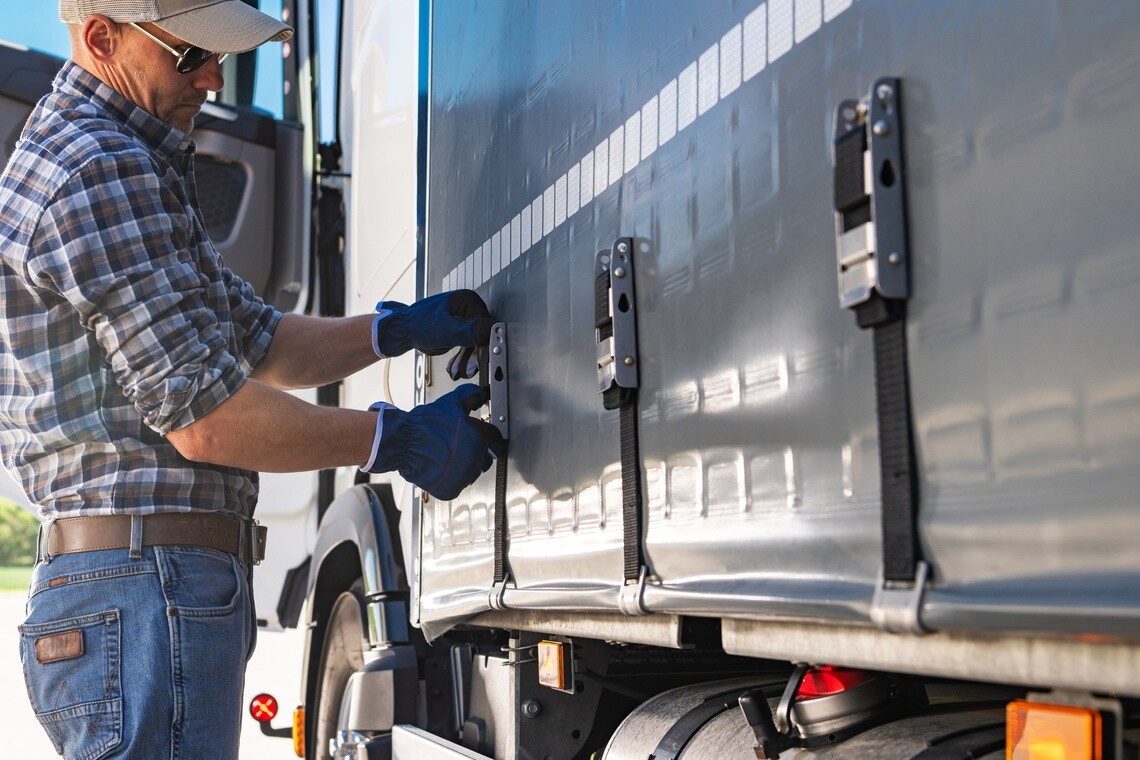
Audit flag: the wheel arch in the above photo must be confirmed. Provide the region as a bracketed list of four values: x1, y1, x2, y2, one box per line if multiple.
[300, 483, 410, 757]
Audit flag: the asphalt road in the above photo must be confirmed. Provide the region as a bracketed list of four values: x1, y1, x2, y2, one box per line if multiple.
[0, 590, 305, 759]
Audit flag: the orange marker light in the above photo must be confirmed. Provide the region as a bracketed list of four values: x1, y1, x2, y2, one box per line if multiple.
[293, 706, 306, 758]
[1007, 701, 1101, 760]
[249, 693, 279, 723]
[537, 640, 566, 690]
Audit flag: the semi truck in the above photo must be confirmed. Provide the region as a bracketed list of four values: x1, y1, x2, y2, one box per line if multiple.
[2, 0, 1139, 758]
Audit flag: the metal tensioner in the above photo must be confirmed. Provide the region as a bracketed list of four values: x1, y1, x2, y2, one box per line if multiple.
[833, 77, 910, 313]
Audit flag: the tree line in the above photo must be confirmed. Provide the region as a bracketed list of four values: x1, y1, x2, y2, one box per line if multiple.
[0, 498, 39, 566]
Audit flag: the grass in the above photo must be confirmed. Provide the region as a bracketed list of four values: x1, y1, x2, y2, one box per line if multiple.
[0, 566, 32, 592]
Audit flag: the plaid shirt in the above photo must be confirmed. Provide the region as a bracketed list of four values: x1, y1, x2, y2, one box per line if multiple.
[0, 62, 281, 520]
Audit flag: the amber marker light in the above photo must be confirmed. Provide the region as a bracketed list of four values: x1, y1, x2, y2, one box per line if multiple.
[293, 706, 306, 758]
[537, 640, 567, 691]
[1007, 701, 1102, 760]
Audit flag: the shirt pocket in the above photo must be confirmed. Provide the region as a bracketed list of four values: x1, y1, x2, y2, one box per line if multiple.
[19, 610, 123, 760]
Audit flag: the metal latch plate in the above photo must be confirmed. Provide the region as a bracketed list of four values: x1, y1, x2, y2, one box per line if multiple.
[834, 77, 909, 310]
[488, 322, 509, 439]
[595, 238, 639, 394]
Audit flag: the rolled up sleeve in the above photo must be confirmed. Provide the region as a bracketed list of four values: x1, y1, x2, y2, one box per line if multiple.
[28, 150, 254, 434]
[222, 265, 281, 376]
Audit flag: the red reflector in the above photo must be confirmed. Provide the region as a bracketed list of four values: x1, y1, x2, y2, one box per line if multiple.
[795, 666, 873, 700]
[249, 693, 280, 723]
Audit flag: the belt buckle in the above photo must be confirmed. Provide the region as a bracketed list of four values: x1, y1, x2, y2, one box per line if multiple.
[248, 520, 267, 565]
[36, 522, 47, 563]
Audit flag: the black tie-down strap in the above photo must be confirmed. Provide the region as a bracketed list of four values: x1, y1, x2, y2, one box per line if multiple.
[616, 400, 644, 580]
[595, 240, 645, 584]
[493, 453, 509, 585]
[856, 298, 920, 584]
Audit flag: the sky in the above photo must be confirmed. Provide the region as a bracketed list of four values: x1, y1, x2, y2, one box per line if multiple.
[0, 4, 71, 57]
[0, 0, 288, 118]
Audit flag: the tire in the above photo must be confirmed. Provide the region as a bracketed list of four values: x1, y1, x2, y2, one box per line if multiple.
[311, 580, 368, 759]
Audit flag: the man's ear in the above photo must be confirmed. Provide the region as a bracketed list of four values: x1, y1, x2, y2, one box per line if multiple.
[80, 14, 120, 65]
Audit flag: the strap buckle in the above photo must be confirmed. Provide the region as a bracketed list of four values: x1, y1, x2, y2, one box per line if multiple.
[35, 522, 49, 564]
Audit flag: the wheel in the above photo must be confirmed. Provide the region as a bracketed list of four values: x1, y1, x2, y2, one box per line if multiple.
[311, 580, 368, 759]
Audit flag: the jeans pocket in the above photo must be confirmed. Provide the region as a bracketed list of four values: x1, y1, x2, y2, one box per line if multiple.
[162, 547, 242, 617]
[19, 610, 123, 760]
[158, 548, 251, 757]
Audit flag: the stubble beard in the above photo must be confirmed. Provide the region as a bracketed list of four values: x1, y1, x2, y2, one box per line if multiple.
[160, 101, 200, 136]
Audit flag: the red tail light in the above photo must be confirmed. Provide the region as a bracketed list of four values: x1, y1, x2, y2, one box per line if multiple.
[795, 666, 874, 700]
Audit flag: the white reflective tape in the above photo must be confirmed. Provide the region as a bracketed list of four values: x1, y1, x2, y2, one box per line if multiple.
[743, 4, 767, 81]
[625, 112, 641, 172]
[531, 196, 544, 246]
[699, 42, 719, 116]
[492, 232, 502, 277]
[555, 174, 567, 227]
[769, 0, 794, 62]
[641, 95, 659, 159]
[594, 139, 609, 196]
[659, 78, 678, 144]
[543, 185, 555, 235]
[510, 213, 521, 262]
[824, 0, 853, 22]
[567, 163, 581, 216]
[795, 0, 822, 42]
[581, 150, 596, 204]
[608, 126, 624, 187]
[521, 203, 532, 254]
[678, 61, 698, 131]
[720, 25, 743, 98]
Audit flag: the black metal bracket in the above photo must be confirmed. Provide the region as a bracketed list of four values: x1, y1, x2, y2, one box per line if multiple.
[488, 322, 509, 439]
[834, 77, 910, 311]
[595, 238, 640, 396]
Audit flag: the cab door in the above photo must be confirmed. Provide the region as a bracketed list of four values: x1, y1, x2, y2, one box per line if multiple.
[0, 43, 308, 312]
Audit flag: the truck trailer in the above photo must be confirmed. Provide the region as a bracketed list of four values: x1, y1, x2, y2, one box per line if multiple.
[2, 0, 1139, 758]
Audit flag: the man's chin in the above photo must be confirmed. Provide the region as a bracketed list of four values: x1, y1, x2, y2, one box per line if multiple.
[163, 116, 195, 136]
[162, 108, 199, 136]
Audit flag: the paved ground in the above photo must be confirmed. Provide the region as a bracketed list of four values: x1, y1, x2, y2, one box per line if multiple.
[0, 590, 305, 758]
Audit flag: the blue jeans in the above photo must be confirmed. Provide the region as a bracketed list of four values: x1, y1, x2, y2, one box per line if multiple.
[18, 544, 256, 759]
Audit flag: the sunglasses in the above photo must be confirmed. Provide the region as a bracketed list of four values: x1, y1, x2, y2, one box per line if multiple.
[128, 22, 228, 74]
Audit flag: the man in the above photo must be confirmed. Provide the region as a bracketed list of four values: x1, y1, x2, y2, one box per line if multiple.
[0, 1, 502, 757]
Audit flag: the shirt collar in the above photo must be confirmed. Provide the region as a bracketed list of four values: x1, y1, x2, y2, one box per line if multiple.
[55, 60, 195, 161]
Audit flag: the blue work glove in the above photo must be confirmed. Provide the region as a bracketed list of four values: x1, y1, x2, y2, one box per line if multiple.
[373, 289, 493, 359]
[361, 385, 505, 500]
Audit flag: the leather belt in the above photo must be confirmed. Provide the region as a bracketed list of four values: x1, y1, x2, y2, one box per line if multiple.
[41, 513, 267, 564]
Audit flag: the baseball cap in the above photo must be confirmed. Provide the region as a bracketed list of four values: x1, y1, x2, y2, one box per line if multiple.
[59, 0, 293, 55]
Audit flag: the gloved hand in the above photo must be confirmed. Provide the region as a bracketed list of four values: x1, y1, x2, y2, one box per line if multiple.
[373, 290, 493, 358]
[361, 385, 505, 500]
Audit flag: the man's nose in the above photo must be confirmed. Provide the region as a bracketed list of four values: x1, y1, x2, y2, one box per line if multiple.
[191, 55, 225, 92]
